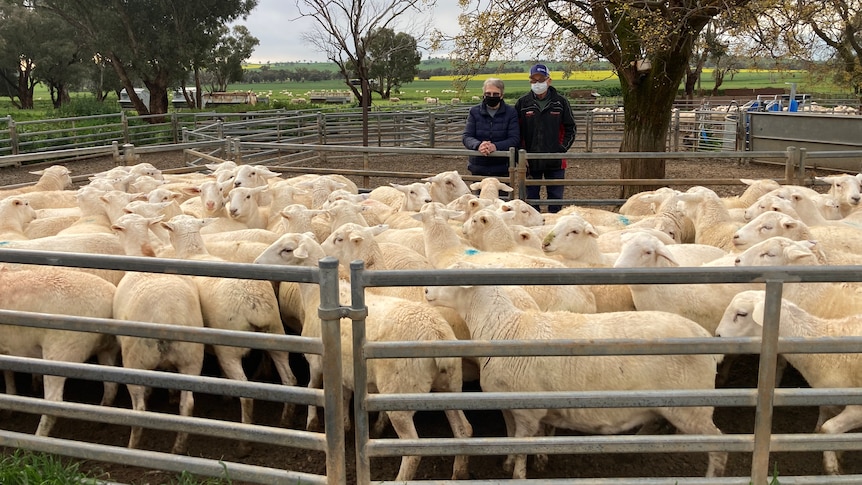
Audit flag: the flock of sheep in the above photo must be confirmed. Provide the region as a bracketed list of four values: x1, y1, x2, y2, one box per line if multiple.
[2, 160, 862, 480]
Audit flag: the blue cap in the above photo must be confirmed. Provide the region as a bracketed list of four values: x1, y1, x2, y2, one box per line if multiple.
[530, 64, 549, 77]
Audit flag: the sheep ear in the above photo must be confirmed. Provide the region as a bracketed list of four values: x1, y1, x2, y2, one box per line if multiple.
[740, 178, 755, 186]
[369, 224, 389, 235]
[469, 181, 482, 191]
[585, 222, 599, 239]
[784, 243, 812, 263]
[348, 233, 364, 245]
[294, 244, 310, 259]
[656, 245, 680, 266]
[752, 299, 766, 326]
[781, 218, 799, 230]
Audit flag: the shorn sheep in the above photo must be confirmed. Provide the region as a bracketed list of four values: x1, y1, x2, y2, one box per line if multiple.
[113, 271, 205, 454]
[717, 289, 862, 475]
[424, 281, 727, 480]
[160, 215, 298, 456]
[254, 232, 473, 481]
[0, 267, 119, 439]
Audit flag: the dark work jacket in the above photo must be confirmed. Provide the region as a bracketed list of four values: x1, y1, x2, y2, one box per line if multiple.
[514, 86, 576, 170]
[462, 100, 520, 175]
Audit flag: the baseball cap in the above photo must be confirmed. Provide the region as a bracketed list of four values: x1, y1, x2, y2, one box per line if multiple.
[530, 64, 549, 77]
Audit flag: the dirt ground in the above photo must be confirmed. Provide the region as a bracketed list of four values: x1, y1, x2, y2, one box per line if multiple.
[0, 151, 848, 484]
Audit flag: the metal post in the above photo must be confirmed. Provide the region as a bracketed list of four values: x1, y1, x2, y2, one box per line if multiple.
[428, 114, 436, 148]
[8, 118, 18, 157]
[318, 257, 347, 485]
[517, 149, 528, 203]
[750, 279, 784, 485]
[350, 261, 371, 485]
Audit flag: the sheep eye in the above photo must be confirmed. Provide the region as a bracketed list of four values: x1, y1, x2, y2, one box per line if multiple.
[735, 311, 748, 319]
[280, 248, 294, 255]
[569, 230, 579, 236]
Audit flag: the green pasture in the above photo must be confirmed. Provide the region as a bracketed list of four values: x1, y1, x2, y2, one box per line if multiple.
[0, 68, 849, 118]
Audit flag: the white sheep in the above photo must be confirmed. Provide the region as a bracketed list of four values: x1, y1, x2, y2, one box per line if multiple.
[721, 178, 782, 209]
[254, 232, 473, 481]
[618, 187, 679, 216]
[161, 215, 298, 456]
[0, 197, 37, 241]
[497, 198, 544, 227]
[717, 290, 862, 475]
[1, 232, 126, 285]
[424, 281, 727, 480]
[55, 186, 114, 235]
[675, 186, 743, 251]
[0, 267, 119, 439]
[462, 208, 544, 256]
[422, 170, 471, 204]
[411, 202, 597, 313]
[368, 182, 433, 212]
[817, 173, 862, 217]
[227, 185, 270, 230]
[732, 210, 862, 255]
[0, 165, 73, 199]
[13, 189, 78, 210]
[113, 271, 204, 454]
[469, 177, 513, 200]
[613, 231, 759, 335]
[180, 179, 232, 219]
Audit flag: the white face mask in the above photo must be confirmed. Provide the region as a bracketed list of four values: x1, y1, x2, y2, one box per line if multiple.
[531, 82, 548, 95]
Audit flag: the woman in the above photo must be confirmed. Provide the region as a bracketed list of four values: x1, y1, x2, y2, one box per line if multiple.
[462, 78, 520, 177]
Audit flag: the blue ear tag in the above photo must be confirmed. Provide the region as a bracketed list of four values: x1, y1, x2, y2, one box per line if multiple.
[464, 248, 480, 256]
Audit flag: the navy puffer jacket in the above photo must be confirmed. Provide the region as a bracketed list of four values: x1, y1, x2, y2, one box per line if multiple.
[462, 100, 520, 175]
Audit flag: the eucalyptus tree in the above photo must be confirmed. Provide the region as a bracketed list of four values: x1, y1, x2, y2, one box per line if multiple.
[745, 0, 862, 96]
[34, 0, 257, 118]
[296, 0, 433, 144]
[365, 28, 422, 99]
[449, 0, 756, 197]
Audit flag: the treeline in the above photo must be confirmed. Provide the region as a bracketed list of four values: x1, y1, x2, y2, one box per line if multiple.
[242, 67, 344, 83]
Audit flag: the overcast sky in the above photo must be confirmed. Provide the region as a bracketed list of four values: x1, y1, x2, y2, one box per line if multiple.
[237, 0, 462, 63]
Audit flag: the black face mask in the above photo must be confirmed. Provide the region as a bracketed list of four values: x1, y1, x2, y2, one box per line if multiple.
[483, 96, 502, 108]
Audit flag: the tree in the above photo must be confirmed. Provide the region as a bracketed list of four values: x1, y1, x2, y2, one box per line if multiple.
[35, 0, 257, 118]
[296, 0, 432, 145]
[753, 1, 862, 96]
[449, 0, 756, 197]
[364, 28, 421, 99]
[205, 25, 260, 93]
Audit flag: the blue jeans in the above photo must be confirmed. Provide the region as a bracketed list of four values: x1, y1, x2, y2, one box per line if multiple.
[526, 167, 565, 213]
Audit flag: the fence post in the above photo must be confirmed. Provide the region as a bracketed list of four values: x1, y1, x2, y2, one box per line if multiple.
[516, 149, 528, 203]
[8, 118, 19, 157]
[585, 111, 593, 153]
[121, 143, 137, 167]
[785, 146, 802, 185]
[428, 113, 436, 148]
[318, 257, 347, 485]
[170, 113, 179, 144]
[317, 112, 327, 163]
[671, 109, 680, 152]
[121, 111, 130, 144]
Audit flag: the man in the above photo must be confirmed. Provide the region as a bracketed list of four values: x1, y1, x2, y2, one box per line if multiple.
[514, 63, 577, 213]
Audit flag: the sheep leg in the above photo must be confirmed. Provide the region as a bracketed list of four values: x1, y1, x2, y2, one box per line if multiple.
[818, 405, 862, 475]
[501, 409, 516, 473]
[533, 423, 554, 472]
[370, 410, 390, 438]
[34, 374, 66, 437]
[304, 356, 324, 432]
[507, 410, 543, 479]
[388, 410, 422, 481]
[265, 349, 298, 426]
[214, 346, 254, 457]
[443, 408, 473, 479]
[3, 370, 16, 395]
[126, 383, 148, 450]
[662, 406, 727, 478]
[96, 346, 120, 406]
[171, 389, 195, 454]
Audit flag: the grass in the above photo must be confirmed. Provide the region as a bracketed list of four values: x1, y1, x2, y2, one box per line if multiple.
[0, 449, 233, 485]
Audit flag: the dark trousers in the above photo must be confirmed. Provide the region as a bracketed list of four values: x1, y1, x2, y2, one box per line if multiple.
[526, 167, 565, 213]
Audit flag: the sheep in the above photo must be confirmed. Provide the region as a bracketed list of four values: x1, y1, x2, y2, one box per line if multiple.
[595, 226, 678, 253]
[732, 210, 862, 255]
[254, 232, 473, 481]
[0, 267, 119, 439]
[469, 177, 513, 200]
[278, 204, 327, 240]
[160, 215, 298, 455]
[0, 233, 126, 285]
[613, 231, 760, 336]
[462, 208, 544, 256]
[625, 206, 694, 244]
[55, 186, 114, 235]
[368, 182, 433, 212]
[13, 189, 78, 210]
[721, 178, 782, 209]
[716, 289, 862, 475]
[618, 187, 679, 216]
[113, 271, 205, 454]
[226, 185, 270, 230]
[498, 199, 544, 226]
[424, 281, 727, 480]
[675, 186, 743, 251]
[180, 179, 232, 219]
[289, 174, 359, 210]
[556, 205, 645, 231]
[817, 173, 862, 217]
[422, 170, 471, 204]
[0, 165, 73, 199]
[0, 197, 37, 241]
[731, 236, 862, 319]
[411, 202, 596, 313]
[614, 231, 729, 269]
[742, 193, 801, 222]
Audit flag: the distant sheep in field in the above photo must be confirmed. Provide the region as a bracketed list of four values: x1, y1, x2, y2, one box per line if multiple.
[290, 98, 307, 104]
[389, 97, 400, 103]
[450, 98, 461, 104]
[424, 97, 439, 104]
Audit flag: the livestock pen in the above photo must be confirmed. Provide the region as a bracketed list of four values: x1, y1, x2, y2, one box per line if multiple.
[2, 109, 862, 483]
